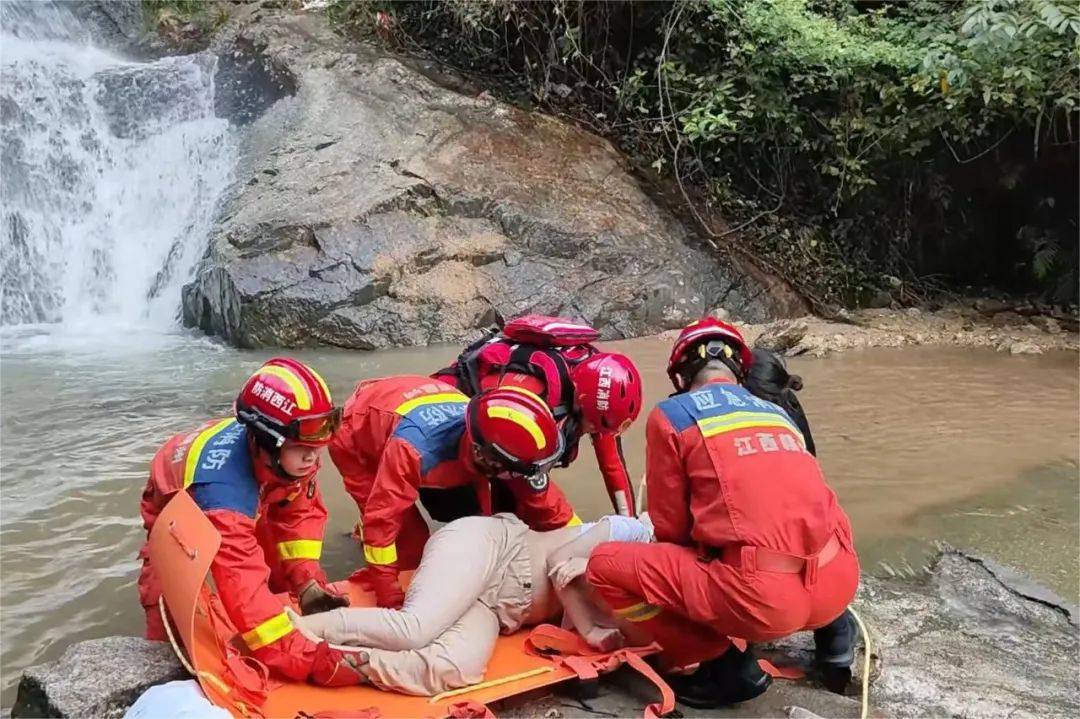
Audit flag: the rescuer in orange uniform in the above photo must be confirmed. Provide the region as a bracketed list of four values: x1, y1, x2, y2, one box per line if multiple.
[137, 358, 368, 687]
[328, 375, 580, 608]
[434, 315, 644, 516]
[585, 318, 860, 707]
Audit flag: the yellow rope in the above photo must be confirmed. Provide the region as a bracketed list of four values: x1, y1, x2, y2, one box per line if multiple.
[429, 666, 555, 704]
[160, 596, 197, 676]
[848, 606, 872, 719]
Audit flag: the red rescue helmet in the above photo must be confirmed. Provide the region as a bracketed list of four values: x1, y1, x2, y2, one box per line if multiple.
[667, 317, 753, 392]
[571, 352, 642, 435]
[466, 386, 564, 487]
[235, 357, 341, 451]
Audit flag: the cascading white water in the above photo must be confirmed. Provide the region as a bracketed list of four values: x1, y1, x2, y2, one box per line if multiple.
[0, 1, 235, 334]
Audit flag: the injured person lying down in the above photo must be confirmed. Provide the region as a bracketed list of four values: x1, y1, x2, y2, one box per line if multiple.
[287, 513, 653, 695]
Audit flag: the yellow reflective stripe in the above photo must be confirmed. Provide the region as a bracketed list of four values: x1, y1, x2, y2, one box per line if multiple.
[613, 602, 662, 622]
[697, 411, 801, 440]
[241, 611, 293, 650]
[307, 366, 332, 404]
[255, 365, 312, 409]
[486, 406, 547, 450]
[698, 411, 797, 430]
[394, 392, 469, 416]
[500, 385, 546, 407]
[277, 539, 322, 561]
[566, 513, 583, 527]
[626, 605, 662, 622]
[183, 419, 235, 488]
[363, 542, 398, 565]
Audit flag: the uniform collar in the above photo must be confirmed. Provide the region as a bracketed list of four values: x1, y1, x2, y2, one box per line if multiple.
[697, 376, 737, 388]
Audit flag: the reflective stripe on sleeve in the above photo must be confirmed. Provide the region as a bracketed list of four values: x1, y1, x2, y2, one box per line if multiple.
[612, 602, 663, 623]
[241, 611, 294, 650]
[277, 539, 322, 561]
[363, 542, 398, 565]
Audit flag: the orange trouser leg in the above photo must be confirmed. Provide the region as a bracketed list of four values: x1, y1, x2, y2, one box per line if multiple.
[138, 485, 167, 641]
[137, 546, 167, 641]
[804, 547, 861, 631]
[586, 542, 732, 668]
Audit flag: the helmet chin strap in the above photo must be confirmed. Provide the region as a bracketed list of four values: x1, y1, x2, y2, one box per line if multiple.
[247, 436, 303, 483]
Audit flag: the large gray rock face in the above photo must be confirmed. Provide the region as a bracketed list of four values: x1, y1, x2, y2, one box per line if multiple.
[14, 550, 1077, 718]
[181, 7, 799, 349]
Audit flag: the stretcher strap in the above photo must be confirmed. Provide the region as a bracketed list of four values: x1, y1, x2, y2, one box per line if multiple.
[202, 588, 275, 708]
[525, 625, 676, 719]
[160, 595, 266, 719]
[615, 651, 675, 719]
[447, 701, 497, 718]
[524, 624, 593, 656]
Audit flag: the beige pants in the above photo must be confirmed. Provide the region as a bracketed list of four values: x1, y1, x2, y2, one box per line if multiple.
[299, 514, 539, 696]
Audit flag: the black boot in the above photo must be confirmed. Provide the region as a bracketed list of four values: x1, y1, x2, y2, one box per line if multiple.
[814, 609, 857, 693]
[668, 645, 772, 709]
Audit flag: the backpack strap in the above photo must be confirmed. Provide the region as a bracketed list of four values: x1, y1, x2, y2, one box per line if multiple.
[451, 330, 503, 396]
[504, 345, 574, 417]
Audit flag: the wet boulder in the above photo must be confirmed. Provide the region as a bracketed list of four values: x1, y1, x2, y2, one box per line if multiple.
[12, 636, 184, 718]
[181, 5, 800, 350]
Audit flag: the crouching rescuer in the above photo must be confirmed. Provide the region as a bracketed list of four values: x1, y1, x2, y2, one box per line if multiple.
[329, 375, 582, 609]
[585, 318, 861, 708]
[137, 358, 368, 686]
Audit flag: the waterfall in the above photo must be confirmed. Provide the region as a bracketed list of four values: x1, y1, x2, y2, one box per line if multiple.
[0, 1, 235, 332]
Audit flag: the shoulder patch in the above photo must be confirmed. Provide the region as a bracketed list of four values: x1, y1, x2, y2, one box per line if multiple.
[656, 396, 696, 433]
[393, 409, 468, 475]
[185, 420, 259, 518]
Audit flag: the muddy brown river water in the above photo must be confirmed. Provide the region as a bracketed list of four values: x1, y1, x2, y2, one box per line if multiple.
[1, 329, 1077, 707]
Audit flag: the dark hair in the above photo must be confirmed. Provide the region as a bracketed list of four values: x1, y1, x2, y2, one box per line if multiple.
[744, 349, 817, 456]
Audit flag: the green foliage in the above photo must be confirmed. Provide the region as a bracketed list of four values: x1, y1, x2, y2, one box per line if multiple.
[330, 0, 1079, 304]
[142, 0, 230, 34]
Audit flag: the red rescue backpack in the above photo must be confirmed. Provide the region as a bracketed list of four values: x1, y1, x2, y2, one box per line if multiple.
[501, 315, 600, 347]
[434, 315, 600, 467]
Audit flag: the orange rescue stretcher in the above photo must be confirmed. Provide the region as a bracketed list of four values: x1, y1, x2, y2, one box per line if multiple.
[148, 491, 675, 719]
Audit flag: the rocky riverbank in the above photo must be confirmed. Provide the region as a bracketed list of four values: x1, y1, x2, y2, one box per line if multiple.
[719, 301, 1079, 358]
[13, 548, 1078, 719]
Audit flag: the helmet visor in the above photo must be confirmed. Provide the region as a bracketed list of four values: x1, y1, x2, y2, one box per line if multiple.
[476, 433, 564, 483]
[293, 406, 342, 444]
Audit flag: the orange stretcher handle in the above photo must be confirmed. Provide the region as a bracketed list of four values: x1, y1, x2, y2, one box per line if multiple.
[168, 520, 200, 560]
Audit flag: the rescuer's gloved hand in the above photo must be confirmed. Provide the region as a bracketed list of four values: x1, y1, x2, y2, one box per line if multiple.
[298, 579, 350, 615]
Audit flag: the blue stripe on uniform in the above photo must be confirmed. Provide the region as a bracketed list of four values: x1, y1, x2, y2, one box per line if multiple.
[657, 383, 797, 434]
[187, 420, 259, 518]
[392, 402, 469, 476]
